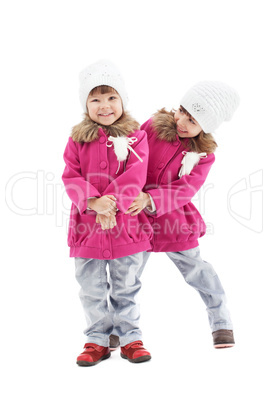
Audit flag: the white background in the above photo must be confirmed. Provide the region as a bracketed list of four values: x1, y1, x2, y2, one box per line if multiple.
[1, 0, 267, 401]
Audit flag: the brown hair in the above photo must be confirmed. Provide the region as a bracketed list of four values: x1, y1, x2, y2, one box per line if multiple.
[179, 106, 217, 154]
[88, 85, 118, 96]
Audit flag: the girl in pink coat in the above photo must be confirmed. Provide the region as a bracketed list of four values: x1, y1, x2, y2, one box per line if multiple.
[126, 81, 239, 348]
[62, 60, 152, 365]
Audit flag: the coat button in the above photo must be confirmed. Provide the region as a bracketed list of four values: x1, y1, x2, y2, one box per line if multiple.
[100, 161, 107, 169]
[103, 249, 111, 258]
[99, 136, 106, 144]
[173, 141, 179, 146]
[158, 162, 165, 169]
[148, 217, 154, 224]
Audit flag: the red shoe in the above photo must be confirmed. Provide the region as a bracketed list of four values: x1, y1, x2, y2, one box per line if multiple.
[120, 341, 151, 363]
[76, 343, 111, 366]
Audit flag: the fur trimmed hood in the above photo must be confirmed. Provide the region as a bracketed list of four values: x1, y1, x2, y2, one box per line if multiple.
[71, 112, 140, 143]
[152, 108, 178, 142]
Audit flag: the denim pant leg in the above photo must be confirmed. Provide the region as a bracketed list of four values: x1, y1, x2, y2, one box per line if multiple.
[108, 251, 150, 347]
[75, 257, 113, 347]
[166, 247, 233, 332]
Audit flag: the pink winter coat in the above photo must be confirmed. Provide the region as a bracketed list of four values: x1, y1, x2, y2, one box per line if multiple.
[62, 115, 152, 260]
[141, 115, 215, 252]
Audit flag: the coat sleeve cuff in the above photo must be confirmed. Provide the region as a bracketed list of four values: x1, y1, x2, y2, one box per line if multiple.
[145, 193, 156, 213]
[78, 198, 90, 215]
[86, 197, 97, 211]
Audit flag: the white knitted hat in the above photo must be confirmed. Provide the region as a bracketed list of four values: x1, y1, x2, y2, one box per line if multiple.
[79, 60, 128, 112]
[180, 81, 240, 133]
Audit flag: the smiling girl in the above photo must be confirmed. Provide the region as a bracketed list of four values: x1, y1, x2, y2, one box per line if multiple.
[127, 81, 239, 348]
[62, 60, 152, 365]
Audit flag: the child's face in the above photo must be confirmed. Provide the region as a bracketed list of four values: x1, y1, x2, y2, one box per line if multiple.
[86, 90, 123, 126]
[174, 107, 202, 138]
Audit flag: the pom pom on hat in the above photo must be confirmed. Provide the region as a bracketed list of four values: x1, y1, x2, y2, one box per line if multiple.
[79, 59, 129, 112]
[180, 81, 240, 133]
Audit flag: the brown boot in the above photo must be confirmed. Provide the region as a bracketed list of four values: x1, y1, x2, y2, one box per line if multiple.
[109, 334, 120, 351]
[212, 329, 235, 348]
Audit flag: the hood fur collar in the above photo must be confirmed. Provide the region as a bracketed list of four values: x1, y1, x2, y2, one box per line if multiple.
[152, 108, 179, 142]
[71, 112, 140, 143]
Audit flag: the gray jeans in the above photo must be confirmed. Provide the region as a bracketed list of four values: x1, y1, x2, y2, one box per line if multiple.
[145, 247, 233, 332]
[75, 252, 148, 347]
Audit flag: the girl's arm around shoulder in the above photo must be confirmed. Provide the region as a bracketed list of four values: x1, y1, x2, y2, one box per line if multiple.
[62, 137, 101, 214]
[102, 129, 149, 213]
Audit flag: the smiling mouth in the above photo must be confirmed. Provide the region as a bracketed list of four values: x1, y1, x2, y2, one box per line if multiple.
[98, 113, 114, 117]
[177, 126, 188, 134]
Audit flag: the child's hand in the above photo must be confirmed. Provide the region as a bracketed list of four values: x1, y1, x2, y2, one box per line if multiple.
[125, 192, 151, 216]
[96, 213, 117, 230]
[88, 195, 117, 217]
